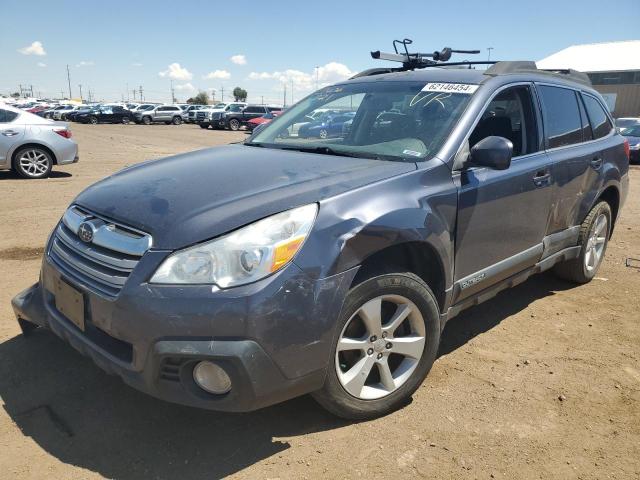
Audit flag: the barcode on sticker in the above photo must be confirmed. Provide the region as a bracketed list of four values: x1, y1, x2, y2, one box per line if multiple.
[422, 83, 479, 94]
[403, 149, 422, 157]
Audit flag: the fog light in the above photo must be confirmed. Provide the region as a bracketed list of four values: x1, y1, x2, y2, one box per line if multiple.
[193, 361, 232, 394]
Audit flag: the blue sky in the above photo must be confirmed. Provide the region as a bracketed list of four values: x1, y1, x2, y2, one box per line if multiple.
[1, 0, 638, 103]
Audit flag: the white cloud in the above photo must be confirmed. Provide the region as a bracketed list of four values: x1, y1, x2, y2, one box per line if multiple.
[132, 62, 143, 67]
[248, 62, 354, 91]
[204, 70, 231, 80]
[159, 63, 192, 80]
[37, 62, 47, 68]
[76, 61, 95, 67]
[18, 41, 46, 56]
[230, 54, 247, 65]
[174, 83, 195, 92]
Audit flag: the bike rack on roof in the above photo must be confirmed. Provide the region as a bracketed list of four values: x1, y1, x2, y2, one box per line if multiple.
[352, 39, 592, 86]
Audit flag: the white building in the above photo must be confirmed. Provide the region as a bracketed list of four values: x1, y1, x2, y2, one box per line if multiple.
[537, 40, 640, 117]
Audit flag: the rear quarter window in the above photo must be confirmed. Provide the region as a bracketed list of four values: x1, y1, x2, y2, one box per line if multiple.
[538, 85, 583, 149]
[0, 109, 19, 122]
[582, 94, 613, 140]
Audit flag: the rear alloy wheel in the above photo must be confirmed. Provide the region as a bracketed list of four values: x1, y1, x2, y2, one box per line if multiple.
[553, 201, 611, 283]
[89, 116, 98, 125]
[312, 273, 440, 420]
[319, 129, 328, 139]
[228, 118, 241, 131]
[172, 116, 182, 125]
[122, 116, 130, 124]
[14, 147, 53, 179]
[142, 116, 152, 125]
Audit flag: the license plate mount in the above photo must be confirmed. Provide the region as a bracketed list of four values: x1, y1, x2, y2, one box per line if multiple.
[54, 278, 85, 331]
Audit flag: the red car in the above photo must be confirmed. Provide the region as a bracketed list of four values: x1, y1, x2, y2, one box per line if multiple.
[26, 105, 49, 114]
[245, 111, 281, 132]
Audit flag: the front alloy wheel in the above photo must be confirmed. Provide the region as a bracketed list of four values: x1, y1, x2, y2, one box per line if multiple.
[336, 295, 426, 400]
[229, 119, 241, 131]
[313, 272, 440, 420]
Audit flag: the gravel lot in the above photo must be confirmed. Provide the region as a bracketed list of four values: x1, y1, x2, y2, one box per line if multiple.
[0, 123, 638, 479]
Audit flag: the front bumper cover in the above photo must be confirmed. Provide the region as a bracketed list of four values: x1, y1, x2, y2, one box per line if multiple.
[12, 255, 356, 412]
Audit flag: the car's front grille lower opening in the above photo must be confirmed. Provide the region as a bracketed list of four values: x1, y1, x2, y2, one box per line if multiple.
[160, 358, 184, 382]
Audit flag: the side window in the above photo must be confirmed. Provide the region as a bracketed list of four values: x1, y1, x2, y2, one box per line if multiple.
[538, 85, 582, 149]
[582, 94, 613, 140]
[158, 107, 168, 111]
[469, 85, 539, 157]
[244, 106, 260, 113]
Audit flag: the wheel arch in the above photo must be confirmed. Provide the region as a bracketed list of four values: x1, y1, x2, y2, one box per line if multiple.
[596, 184, 620, 235]
[350, 241, 448, 313]
[11, 142, 58, 166]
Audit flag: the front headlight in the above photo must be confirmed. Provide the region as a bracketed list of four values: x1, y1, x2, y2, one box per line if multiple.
[150, 204, 318, 287]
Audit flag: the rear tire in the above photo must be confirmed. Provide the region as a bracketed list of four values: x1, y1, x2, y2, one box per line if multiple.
[172, 116, 182, 125]
[89, 116, 98, 125]
[13, 146, 53, 179]
[142, 116, 152, 125]
[228, 118, 241, 131]
[553, 201, 611, 284]
[312, 272, 440, 420]
[122, 116, 130, 124]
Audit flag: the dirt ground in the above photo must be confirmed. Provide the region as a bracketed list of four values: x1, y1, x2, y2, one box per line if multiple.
[0, 123, 638, 480]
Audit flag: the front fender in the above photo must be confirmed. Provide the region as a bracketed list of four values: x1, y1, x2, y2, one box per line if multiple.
[294, 159, 457, 290]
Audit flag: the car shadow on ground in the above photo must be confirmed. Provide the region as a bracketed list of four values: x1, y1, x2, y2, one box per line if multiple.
[0, 170, 72, 180]
[0, 272, 574, 479]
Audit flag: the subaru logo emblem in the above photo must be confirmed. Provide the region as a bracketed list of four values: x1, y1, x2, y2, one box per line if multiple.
[78, 222, 94, 243]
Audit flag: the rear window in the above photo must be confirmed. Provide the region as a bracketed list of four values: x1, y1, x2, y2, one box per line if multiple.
[538, 85, 582, 149]
[582, 94, 613, 140]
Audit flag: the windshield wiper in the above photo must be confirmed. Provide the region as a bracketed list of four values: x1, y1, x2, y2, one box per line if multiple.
[243, 142, 407, 162]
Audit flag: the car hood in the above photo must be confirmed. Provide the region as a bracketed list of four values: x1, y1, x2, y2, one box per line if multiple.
[74, 144, 416, 249]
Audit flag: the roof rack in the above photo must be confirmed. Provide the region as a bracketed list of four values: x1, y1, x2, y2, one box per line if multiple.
[484, 62, 592, 85]
[354, 39, 593, 86]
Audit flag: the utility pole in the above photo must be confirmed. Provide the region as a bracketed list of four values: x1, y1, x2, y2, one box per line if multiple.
[78, 84, 83, 101]
[220, 85, 224, 102]
[170, 79, 176, 104]
[66, 64, 72, 99]
[133, 89, 137, 101]
[139, 85, 143, 102]
[283, 83, 287, 107]
[487, 47, 494, 61]
[60, 90, 64, 100]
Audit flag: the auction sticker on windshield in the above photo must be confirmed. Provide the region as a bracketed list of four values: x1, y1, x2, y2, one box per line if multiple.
[422, 83, 479, 94]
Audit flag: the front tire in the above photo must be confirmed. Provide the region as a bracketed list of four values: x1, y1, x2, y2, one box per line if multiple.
[122, 116, 130, 124]
[88, 116, 98, 125]
[142, 116, 152, 125]
[172, 116, 182, 125]
[228, 118, 241, 131]
[553, 201, 611, 284]
[13, 146, 53, 179]
[312, 273, 440, 420]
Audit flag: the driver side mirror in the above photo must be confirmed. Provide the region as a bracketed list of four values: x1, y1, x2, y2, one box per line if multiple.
[469, 136, 513, 170]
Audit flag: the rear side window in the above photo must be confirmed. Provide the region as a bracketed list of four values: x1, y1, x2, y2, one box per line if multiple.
[0, 109, 19, 123]
[582, 94, 613, 139]
[538, 85, 582, 149]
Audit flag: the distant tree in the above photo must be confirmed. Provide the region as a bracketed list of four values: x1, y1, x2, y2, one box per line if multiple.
[10, 92, 20, 98]
[187, 91, 210, 105]
[233, 87, 247, 102]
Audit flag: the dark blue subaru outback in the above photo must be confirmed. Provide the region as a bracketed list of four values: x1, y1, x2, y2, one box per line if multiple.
[13, 45, 629, 419]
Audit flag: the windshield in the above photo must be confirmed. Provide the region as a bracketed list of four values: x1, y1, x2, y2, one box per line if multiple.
[248, 81, 473, 161]
[214, 103, 227, 108]
[621, 125, 640, 137]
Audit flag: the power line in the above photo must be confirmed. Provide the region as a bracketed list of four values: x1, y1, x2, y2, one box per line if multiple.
[66, 64, 72, 99]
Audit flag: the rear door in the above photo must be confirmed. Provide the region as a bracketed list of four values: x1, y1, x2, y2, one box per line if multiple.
[0, 109, 25, 167]
[537, 85, 607, 234]
[453, 83, 552, 302]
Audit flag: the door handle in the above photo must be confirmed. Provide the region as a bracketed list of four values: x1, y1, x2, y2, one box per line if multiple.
[590, 157, 603, 169]
[2, 130, 19, 137]
[533, 170, 551, 187]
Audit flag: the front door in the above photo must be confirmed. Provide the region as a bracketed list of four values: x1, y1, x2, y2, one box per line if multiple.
[453, 84, 552, 302]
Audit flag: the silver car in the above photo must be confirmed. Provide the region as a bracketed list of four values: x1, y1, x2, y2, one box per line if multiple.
[134, 105, 183, 125]
[0, 104, 78, 179]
